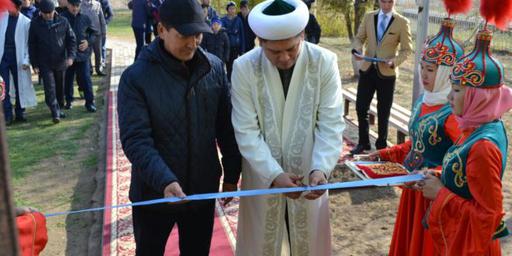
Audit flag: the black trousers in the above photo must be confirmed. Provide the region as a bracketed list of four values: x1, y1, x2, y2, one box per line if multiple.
[132, 200, 216, 256]
[40, 67, 65, 117]
[355, 65, 396, 147]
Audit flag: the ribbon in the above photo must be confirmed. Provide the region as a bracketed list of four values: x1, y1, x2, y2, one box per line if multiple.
[44, 174, 423, 217]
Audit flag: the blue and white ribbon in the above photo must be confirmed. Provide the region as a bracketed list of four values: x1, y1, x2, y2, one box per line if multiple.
[45, 174, 423, 217]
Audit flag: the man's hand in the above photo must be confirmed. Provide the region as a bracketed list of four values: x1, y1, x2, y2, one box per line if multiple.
[79, 40, 89, 51]
[33, 67, 39, 74]
[386, 58, 396, 68]
[66, 58, 74, 67]
[163, 181, 188, 204]
[15, 207, 38, 217]
[221, 182, 238, 206]
[421, 172, 443, 200]
[304, 170, 328, 200]
[271, 173, 304, 199]
[352, 48, 363, 61]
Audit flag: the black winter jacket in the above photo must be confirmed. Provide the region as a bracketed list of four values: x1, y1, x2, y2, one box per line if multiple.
[200, 29, 230, 63]
[118, 39, 241, 202]
[28, 14, 76, 70]
[61, 11, 98, 62]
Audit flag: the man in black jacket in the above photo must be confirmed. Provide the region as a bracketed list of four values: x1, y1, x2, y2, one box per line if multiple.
[117, 0, 241, 255]
[238, 0, 255, 53]
[61, 0, 99, 112]
[29, 0, 76, 123]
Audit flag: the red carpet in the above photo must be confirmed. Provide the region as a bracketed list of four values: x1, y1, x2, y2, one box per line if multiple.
[102, 89, 355, 255]
[102, 90, 236, 255]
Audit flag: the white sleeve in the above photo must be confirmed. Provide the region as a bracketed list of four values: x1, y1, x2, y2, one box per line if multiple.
[230, 59, 283, 188]
[310, 53, 345, 178]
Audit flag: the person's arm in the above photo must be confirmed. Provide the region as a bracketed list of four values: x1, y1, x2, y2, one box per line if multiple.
[98, 7, 106, 35]
[117, 69, 178, 193]
[65, 20, 77, 60]
[223, 32, 230, 63]
[86, 16, 98, 47]
[378, 140, 412, 163]
[428, 140, 505, 255]
[309, 52, 345, 178]
[231, 59, 284, 188]
[352, 13, 368, 53]
[393, 18, 413, 67]
[215, 64, 241, 185]
[102, 0, 114, 24]
[28, 21, 39, 68]
[22, 20, 31, 66]
[238, 18, 245, 53]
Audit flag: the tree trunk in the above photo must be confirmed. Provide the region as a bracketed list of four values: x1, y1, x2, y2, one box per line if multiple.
[0, 103, 20, 256]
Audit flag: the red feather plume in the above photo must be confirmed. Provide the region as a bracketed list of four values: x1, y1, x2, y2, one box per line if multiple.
[480, 0, 512, 30]
[0, 0, 14, 12]
[442, 0, 472, 15]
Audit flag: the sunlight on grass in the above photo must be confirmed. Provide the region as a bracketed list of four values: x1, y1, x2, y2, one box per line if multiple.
[6, 76, 104, 181]
[108, 9, 132, 40]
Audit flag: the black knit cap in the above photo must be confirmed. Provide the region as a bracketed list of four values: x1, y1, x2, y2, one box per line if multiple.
[39, 0, 55, 13]
[68, 0, 81, 6]
[10, 0, 22, 8]
[159, 0, 212, 35]
[240, 0, 248, 8]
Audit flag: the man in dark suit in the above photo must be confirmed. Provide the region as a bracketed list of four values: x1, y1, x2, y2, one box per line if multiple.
[350, 0, 412, 154]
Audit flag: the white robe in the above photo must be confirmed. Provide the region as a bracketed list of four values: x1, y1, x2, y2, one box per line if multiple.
[231, 42, 345, 256]
[0, 12, 37, 109]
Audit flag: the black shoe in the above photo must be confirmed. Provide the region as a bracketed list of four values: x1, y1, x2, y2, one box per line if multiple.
[86, 104, 97, 113]
[96, 70, 106, 76]
[375, 141, 388, 150]
[350, 144, 371, 155]
[65, 102, 72, 110]
[52, 117, 60, 124]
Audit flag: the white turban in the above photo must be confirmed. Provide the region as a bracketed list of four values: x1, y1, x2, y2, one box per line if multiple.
[248, 0, 310, 40]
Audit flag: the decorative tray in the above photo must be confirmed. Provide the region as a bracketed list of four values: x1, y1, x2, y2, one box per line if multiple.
[345, 161, 409, 180]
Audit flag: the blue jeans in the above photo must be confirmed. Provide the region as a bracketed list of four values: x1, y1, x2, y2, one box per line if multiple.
[132, 26, 145, 61]
[0, 50, 24, 120]
[65, 59, 94, 106]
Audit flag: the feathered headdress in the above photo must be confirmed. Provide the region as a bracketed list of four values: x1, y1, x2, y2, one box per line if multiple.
[442, 0, 472, 17]
[0, 0, 14, 12]
[451, 0, 512, 89]
[421, 0, 472, 66]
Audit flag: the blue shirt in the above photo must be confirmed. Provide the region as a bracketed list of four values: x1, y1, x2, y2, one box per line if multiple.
[21, 5, 38, 19]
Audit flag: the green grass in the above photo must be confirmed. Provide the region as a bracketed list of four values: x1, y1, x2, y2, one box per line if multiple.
[108, 9, 133, 40]
[6, 76, 104, 182]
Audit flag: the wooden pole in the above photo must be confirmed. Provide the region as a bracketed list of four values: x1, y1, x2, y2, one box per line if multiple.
[412, 0, 430, 106]
[0, 100, 20, 255]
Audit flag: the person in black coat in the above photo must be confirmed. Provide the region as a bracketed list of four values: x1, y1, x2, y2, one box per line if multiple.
[117, 0, 241, 255]
[238, 0, 256, 53]
[29, 0, 76, 123]
[61, 0, 99, 112]
[200, 17, 230, 63]
[304, 0, 321, 44]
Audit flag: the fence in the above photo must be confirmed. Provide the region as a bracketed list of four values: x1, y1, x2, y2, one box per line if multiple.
[394, 0, 512, 52]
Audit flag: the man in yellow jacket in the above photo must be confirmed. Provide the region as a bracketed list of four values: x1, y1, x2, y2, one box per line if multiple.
[350, 0, 412, 154]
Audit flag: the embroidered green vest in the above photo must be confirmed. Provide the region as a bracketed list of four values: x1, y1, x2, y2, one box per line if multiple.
[403, 97, 453, 171]
[441, 120, 509, 239]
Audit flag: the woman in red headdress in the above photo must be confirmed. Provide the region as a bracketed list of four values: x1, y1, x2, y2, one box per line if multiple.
[421, 1, 512, 254]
